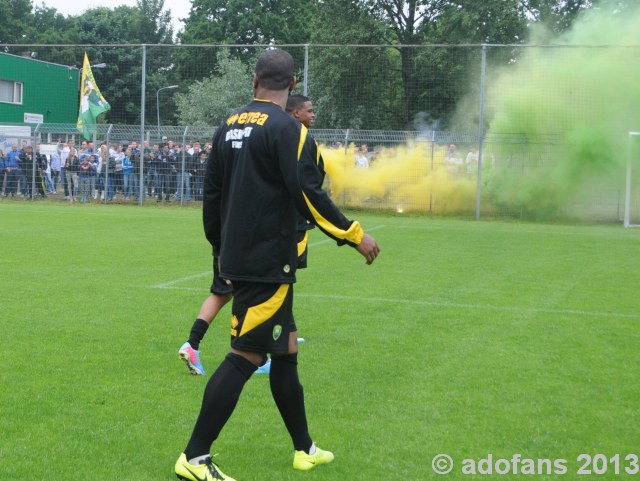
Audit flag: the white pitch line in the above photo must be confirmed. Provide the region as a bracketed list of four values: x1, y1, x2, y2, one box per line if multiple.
[296, 293, 640, 320]
[147, 284, 640, 320]
[152, 271, 210, 289]
[153, 286, 204, 291]
[308, 224, 386, 247]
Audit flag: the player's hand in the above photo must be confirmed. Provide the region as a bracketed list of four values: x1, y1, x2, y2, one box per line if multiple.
[356, 233, 380, 265]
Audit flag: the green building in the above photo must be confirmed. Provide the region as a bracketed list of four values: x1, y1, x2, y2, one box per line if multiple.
[0, 52, 79, 125]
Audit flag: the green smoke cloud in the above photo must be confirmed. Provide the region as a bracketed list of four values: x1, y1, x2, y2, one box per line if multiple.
[484, 3, 640, 219]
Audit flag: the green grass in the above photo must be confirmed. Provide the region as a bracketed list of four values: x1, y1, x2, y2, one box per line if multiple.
[1, 200, 639, 480]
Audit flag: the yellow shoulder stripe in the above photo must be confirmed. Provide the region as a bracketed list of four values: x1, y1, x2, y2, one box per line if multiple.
[297, 124, 308, 161]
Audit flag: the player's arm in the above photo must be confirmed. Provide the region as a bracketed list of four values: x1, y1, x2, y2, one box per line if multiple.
[280, 124, 380, 263]
[297, 141, 363, 245]
[203, 127, 224, 254]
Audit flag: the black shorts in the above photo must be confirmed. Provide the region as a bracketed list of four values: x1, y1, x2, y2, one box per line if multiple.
[230, 281, 296, 355]
[210, 256, 233, 296]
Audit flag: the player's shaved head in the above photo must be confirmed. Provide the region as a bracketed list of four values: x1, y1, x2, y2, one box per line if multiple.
[254, 49, 295, 91]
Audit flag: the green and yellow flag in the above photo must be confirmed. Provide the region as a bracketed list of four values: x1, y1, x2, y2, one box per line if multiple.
[77, 53, 110, 140]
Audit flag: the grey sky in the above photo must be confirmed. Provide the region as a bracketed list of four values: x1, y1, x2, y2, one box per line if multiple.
[35, 0, 189, 33]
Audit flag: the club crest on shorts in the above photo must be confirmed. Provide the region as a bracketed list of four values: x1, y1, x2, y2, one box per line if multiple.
[273, 324, 282, 341]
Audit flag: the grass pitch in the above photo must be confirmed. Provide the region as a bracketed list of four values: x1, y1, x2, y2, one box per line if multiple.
[1, 201, 639, 480]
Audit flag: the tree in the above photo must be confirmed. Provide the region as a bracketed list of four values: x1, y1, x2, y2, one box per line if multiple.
[368, 0, 529, 127]
[175, 50, 254, 126]
[308, 2, 403, 129]
[362, 0, 433, 125]
[176, 0, 314, 82]
[73, 0, 175, 125]
[521, 0, 594, 33]
[32, 5, 78, 43]
[415, 0, 528, 131]
[28, 5, 79, 65]
[180, 0, 313, 45]
[428, 0, 527, 43]
[0, 0, 35, 43]
[309, 0, 528, 129]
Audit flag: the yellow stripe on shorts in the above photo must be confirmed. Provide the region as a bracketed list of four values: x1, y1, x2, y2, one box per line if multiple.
[239, 284, 290, 337]
[297, 231, 309, 257]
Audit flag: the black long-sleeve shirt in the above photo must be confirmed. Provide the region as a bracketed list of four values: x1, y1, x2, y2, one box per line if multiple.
[203, 99, 363, 284]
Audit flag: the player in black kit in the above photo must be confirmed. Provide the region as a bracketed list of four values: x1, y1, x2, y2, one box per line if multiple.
[175, 48, 380, 481]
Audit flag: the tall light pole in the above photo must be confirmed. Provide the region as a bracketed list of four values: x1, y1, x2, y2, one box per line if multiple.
[157, 85, 178, 139]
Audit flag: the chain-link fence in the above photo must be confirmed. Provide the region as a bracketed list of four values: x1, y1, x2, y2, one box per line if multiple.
[1, 43, 638, 221]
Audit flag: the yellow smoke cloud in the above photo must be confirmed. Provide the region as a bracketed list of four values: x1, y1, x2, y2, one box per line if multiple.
[320, 142, 478, 213]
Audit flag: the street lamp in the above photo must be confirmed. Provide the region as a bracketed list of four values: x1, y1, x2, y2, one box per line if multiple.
[76, 63, 107, 84]
[157, 85, 179, 138]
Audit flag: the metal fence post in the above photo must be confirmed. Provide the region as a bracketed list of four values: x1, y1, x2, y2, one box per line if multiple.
[475, 44, 487, 220]
[104, 124, 113, 204]
[32, 123, 41, 200]
[303, 44, 309, 96]
[430, 130, 436, 215]
[342, 129, 350, 208]
[180, 126, 189, 206]
[623, 132, 638, 227]
[139, 44, 147, 207]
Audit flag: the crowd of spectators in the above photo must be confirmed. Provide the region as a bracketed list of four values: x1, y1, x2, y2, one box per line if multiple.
[1, 138, 485, 203]
[0, 137, 212, 203]
[445, 143, 481, 174]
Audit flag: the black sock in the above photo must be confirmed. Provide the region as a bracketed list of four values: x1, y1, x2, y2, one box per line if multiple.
[184, 353, 257, 459]
[187, 318, 210, 350]
[269, 353, 313, 452]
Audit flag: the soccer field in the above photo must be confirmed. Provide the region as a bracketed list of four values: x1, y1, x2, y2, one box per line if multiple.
[1, 201, 639, 481]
